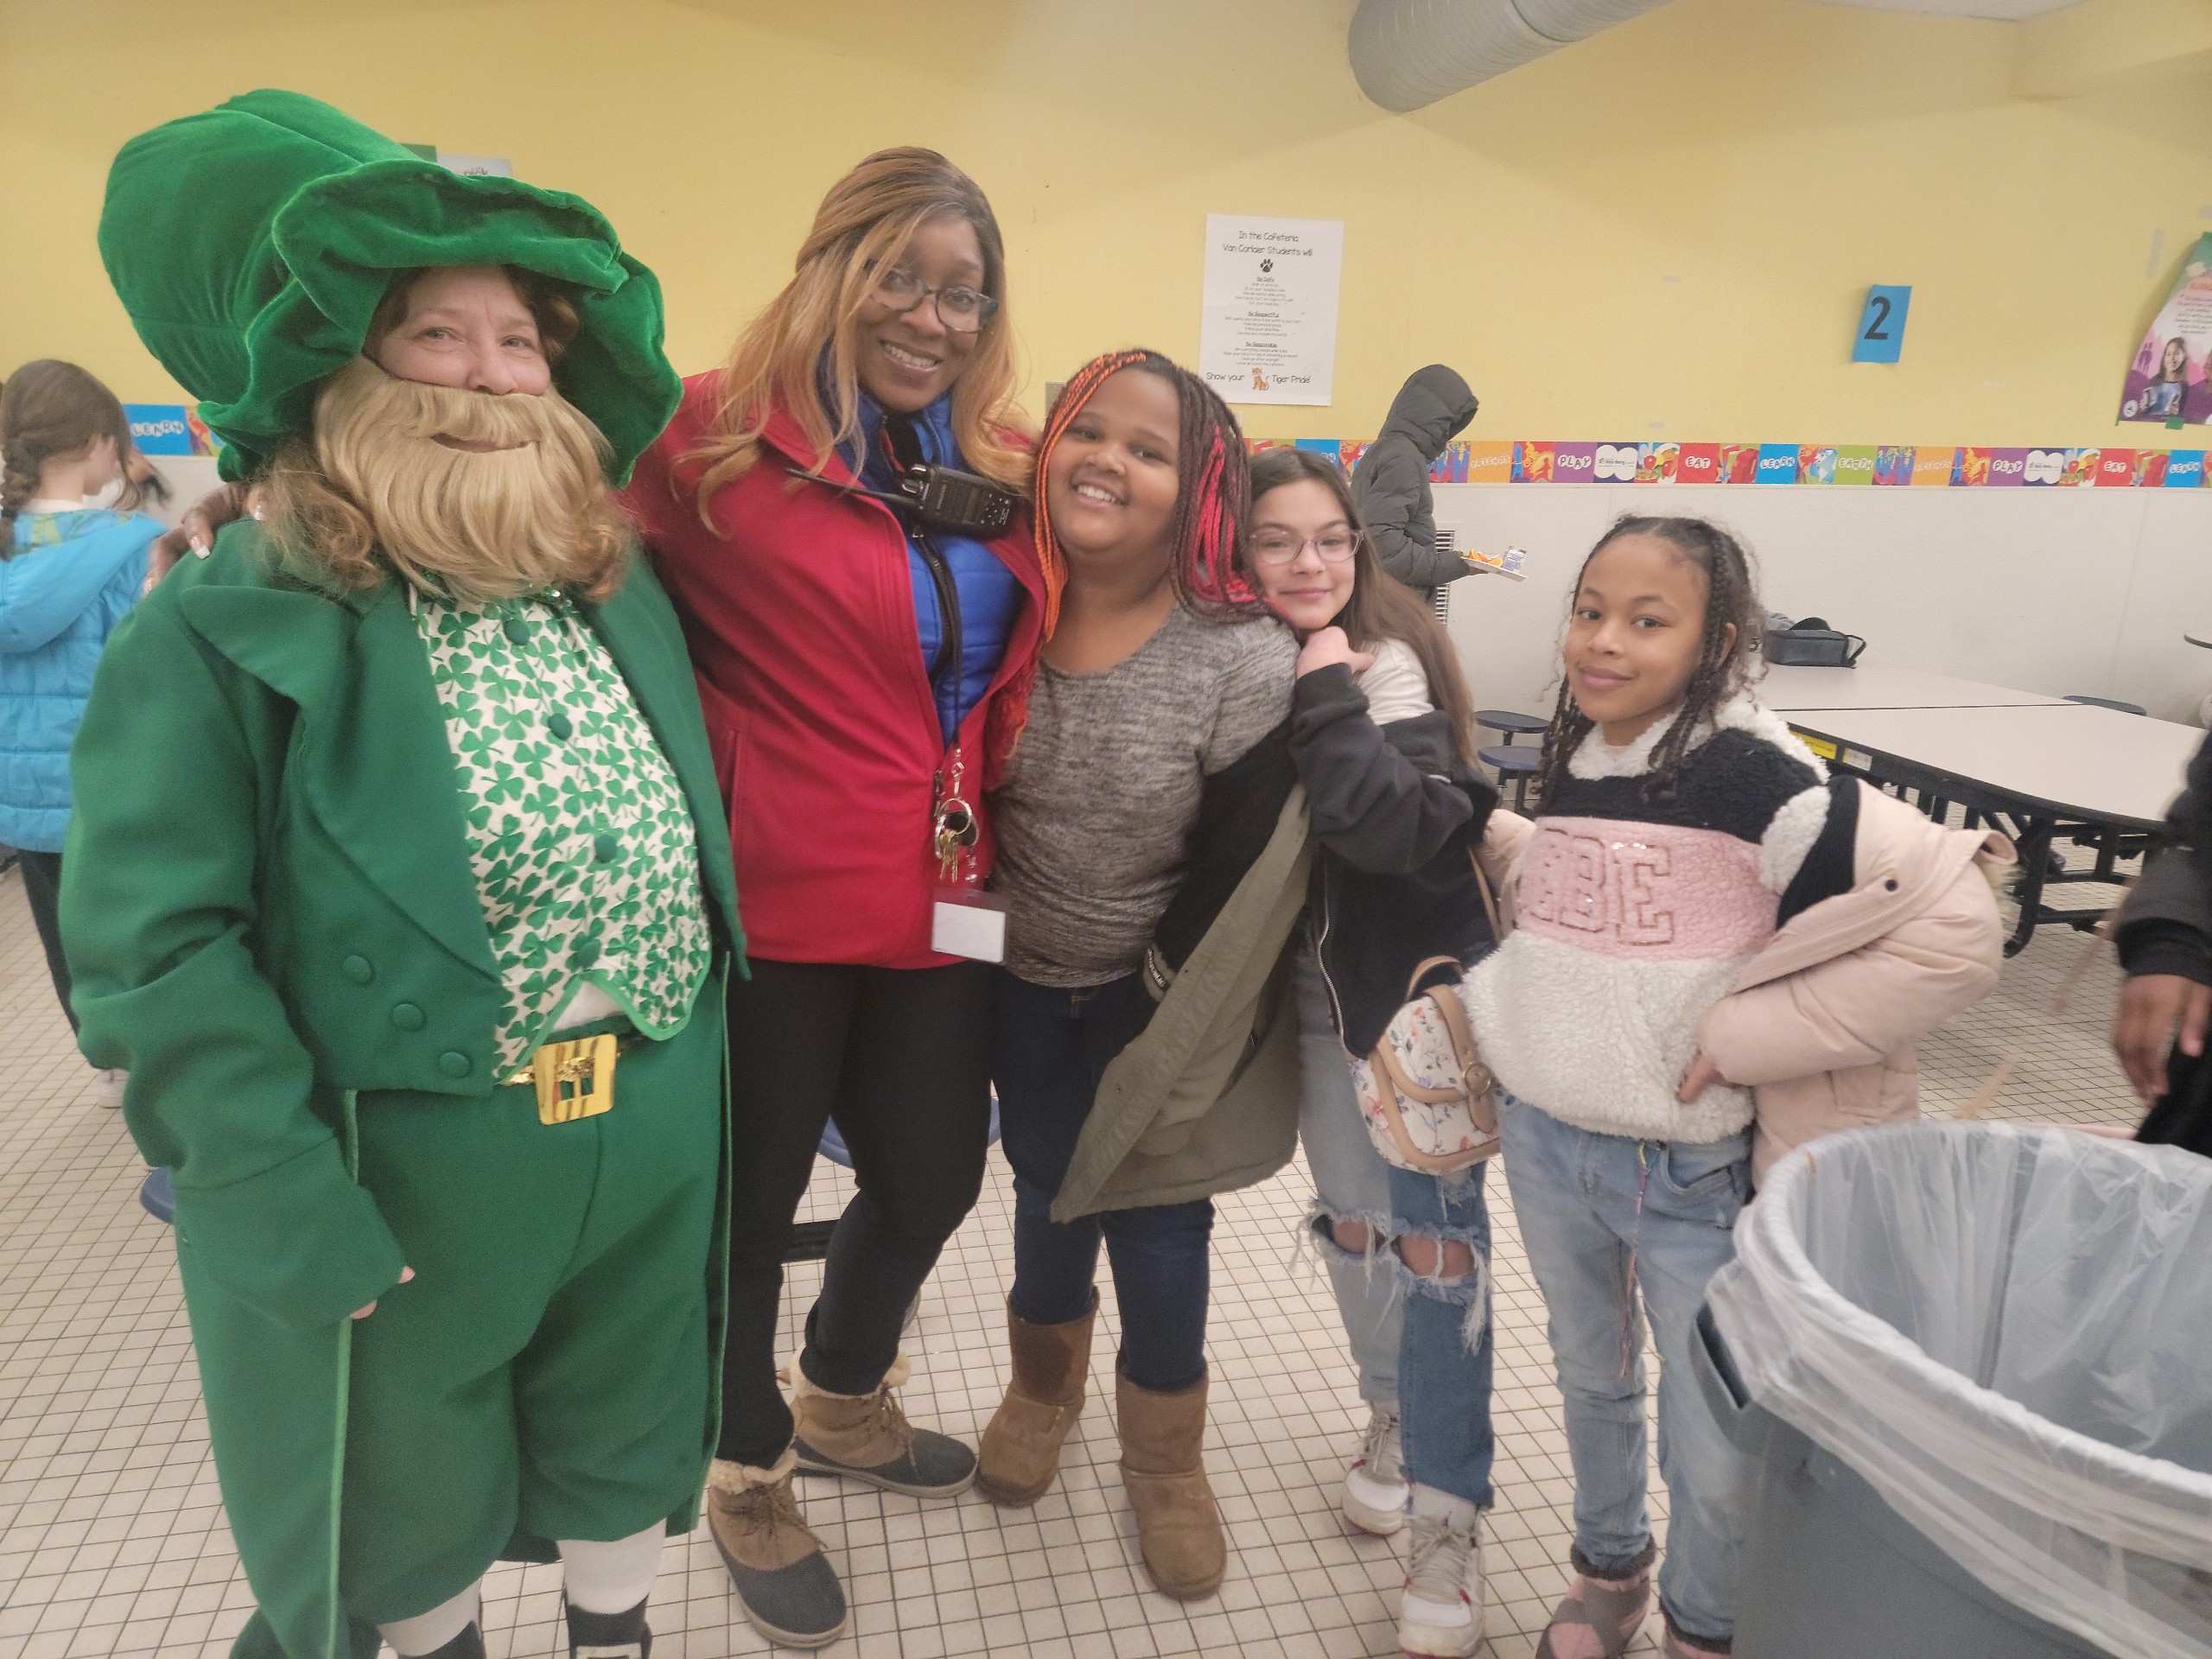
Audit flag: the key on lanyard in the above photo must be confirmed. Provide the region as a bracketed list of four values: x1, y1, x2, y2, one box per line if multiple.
[935, 797, 978, 884]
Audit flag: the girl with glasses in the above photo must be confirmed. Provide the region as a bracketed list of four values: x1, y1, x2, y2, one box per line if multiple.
[622, 149, 1046, 1649]
[1239, 447, 1519, 1658]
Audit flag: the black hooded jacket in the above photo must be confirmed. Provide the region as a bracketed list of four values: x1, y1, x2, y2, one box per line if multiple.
[2114, 726, 2212, 1154]
[1289, 662, 1499, 1056]
[1351, 365, 1479, 597]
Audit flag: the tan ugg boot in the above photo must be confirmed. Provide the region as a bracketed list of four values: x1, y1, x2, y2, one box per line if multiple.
[1114, 1370, 1226, 1599]
[977, 1293, 1097, 1506]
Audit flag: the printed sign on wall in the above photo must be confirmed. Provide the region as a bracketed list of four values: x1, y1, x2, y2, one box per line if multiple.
[1198, 214, 1344, 406]
[124, 404, 221, 457]
[2120, 233, 2212, 427]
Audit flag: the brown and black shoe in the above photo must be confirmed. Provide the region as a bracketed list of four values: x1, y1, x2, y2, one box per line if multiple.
[788, 1356, 977, 1498]
[706, 1451, 849, 1649]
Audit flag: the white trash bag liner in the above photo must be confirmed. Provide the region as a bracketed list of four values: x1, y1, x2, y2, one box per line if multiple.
[1706, 1122, 2212, 1659]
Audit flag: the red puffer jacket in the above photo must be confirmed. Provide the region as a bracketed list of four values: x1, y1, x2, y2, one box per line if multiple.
[623, 373, 1046, 968]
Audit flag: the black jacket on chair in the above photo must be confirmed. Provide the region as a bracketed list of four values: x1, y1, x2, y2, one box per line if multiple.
[1288, 663, 1499, 1057]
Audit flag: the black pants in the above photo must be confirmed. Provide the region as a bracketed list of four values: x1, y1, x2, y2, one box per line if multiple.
[2141, 1039, 2212, 1158]
[718, 957, 994, 1466]
[18, 851, 76, 1033]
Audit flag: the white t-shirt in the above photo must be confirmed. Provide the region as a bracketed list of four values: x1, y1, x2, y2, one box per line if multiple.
[1356, 639, 1435, 726]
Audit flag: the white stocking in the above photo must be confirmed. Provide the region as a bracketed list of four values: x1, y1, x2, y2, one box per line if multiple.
[378, 1580, 480, 1656]
[557, 1525, 665, 1614]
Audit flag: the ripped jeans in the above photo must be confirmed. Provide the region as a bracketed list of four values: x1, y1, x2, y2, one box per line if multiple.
[1387, 1160, 1495, 1510]
[1295, 947, 1401, 1405]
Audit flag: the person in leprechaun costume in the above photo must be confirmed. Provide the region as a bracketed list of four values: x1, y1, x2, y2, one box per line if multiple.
[63, 91, 741, 1659]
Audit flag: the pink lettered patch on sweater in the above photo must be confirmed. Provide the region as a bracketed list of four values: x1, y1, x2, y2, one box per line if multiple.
[1517, 818, 1777, 961]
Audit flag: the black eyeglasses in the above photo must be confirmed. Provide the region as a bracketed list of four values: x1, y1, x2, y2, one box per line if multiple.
[871, 267, 1001, 334]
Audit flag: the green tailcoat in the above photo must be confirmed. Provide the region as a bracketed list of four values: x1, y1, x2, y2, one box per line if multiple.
[62, 524, 741, 1658]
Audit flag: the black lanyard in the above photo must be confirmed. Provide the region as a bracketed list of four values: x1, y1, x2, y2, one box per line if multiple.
[882, 414, 965, 735]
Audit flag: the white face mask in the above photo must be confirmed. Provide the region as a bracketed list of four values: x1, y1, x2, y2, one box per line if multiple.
[82, 478, 125, 510]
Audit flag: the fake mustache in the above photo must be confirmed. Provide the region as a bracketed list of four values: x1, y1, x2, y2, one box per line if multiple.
[330, 356, 572, 453]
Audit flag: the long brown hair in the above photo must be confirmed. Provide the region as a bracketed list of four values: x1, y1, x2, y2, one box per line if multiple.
[1037, 351, 1268, 637]
[1243, 446, 1476, 762]
[0, 361, 137, 550]
[1536, 515, 1764, 804]
[682, 148, 1030, 522]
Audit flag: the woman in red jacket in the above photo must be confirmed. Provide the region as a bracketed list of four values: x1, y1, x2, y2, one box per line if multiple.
[623, 149, 1046, 1649]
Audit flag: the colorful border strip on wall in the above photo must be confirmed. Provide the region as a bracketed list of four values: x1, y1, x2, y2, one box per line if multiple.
[1265, 439, 2209, 488]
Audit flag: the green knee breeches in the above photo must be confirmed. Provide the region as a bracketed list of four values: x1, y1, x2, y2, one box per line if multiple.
[181, 1012, 724, 1659]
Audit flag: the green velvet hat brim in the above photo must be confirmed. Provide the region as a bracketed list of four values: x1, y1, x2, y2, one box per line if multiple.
[101, 92, 677, 485]
[230, 162, 677, 484]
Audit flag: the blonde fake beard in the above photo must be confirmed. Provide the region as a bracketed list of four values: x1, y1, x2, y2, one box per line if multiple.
[308, 357, 627, 604]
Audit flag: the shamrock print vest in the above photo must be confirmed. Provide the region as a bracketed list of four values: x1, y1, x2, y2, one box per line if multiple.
[416, 588, 712, 1070]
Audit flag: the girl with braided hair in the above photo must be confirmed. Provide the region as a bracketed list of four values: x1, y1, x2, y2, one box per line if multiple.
[0, 361, 160, 1076]
[976, 351, 1299, 1599]
[1459, 515, 2005, 1659]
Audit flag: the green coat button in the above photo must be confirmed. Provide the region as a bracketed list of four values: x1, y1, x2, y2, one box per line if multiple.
[547, 709, 574, 741]
[502, 617, 531, 646]
[436, 1051, 471, 1078]
[571, 938, 601, 969]
[593, 832, 619, 864]
[341, 954, 373, 984]
[391, 1001, 426, 1032]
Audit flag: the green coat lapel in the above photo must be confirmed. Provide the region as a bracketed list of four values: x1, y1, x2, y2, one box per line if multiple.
[577, 563, 742, 949]
[175, 580, 499, 982]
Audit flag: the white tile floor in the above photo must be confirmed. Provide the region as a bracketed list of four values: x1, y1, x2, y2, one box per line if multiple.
[0, 855, 2145, 1659]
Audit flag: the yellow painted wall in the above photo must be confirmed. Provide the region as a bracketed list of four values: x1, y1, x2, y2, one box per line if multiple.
[5, 0, 2211, 447]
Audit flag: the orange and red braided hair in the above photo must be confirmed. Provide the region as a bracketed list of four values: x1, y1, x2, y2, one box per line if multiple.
[1030, 348, 1268, 639]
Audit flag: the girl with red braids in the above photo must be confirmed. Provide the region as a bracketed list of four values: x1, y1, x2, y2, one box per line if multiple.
[974, 351, 1301, 1599]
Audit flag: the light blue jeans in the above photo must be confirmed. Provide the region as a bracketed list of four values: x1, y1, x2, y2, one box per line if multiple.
[1294, 947, 1402, 1406]
[1496, 1093, 1751, 1647]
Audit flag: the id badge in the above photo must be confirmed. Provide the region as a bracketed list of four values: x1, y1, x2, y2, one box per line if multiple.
[932, 887, 1008, 963]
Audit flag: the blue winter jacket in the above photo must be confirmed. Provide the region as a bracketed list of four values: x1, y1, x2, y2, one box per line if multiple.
[0, 510, 158, 851]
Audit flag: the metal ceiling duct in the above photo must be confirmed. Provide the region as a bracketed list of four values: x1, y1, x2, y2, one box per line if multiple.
[1348, 0, 1676, 111]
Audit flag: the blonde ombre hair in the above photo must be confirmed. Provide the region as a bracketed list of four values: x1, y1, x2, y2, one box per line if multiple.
[682, 147, 1031, 524]
[260, 357, 630, 604]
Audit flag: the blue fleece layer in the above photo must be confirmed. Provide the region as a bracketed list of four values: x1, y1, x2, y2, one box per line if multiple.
[849, 391, 1020, 746]
[0, 510, 158, 851]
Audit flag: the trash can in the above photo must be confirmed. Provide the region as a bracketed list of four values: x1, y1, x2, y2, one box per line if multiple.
[1700, 1122, 2212, 1659]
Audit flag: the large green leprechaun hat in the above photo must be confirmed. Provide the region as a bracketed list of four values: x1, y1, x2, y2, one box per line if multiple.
[99, 89, 679, 484]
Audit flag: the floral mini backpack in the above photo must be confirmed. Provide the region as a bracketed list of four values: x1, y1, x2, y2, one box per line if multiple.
[1351, 861, 1503, 1174]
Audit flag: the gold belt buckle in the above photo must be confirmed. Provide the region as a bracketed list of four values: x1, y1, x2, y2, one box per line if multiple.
[528, 1032, 618, 1125]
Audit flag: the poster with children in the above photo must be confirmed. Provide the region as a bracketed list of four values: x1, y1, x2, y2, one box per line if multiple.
[2120, 233, 2212, 426]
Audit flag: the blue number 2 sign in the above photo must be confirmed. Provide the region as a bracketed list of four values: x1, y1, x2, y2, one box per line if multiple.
[1853, 285, 1911, 364]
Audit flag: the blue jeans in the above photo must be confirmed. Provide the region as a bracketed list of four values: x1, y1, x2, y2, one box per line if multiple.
[1386, 1161, 1495, 1510]
[992, 970, 1213, 1394]
[1497, 1094, 1751, 1646]
[1294, 947, 1402, 1406]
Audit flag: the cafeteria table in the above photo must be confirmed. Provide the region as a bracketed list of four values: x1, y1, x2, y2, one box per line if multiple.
[1779, 699, 2199, 954]
[1762, 663, 2067, 712]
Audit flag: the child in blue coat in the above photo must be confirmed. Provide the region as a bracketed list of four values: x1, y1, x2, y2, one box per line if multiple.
[0, 361, 161, 1079]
